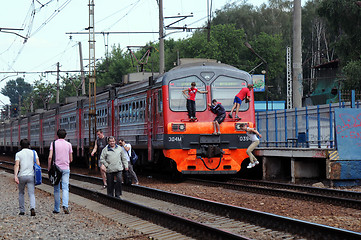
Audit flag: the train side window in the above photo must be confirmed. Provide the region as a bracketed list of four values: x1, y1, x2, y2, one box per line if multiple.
[158, 90, 163, 113]
[211, 76, 249, 111]
[169, 76, 206, 112]
[148, 97, 152, 119]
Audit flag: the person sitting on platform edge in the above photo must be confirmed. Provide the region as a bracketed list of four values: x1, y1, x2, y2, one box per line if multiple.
[182, 82, 208, 121]
[240, 123, 262, 168]
[14, 139, 41, 216]
[48, 129, 73, 214]
[229, 84, 253, 120]
[100, 136, 128, 198]
[208, 99, 226, 135]
[91, 129, 108, 189]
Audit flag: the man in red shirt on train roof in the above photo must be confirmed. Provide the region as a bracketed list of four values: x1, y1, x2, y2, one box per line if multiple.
[228, 84, 254, 120]
[182, 82, 208, 121]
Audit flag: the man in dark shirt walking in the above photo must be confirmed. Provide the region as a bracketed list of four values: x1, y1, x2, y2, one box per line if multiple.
[91, 129, 107, 188]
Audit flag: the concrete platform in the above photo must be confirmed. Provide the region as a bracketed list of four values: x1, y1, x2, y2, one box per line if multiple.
[254, 147, 329, 184]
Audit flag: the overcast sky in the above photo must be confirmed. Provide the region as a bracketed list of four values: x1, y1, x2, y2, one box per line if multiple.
[0, 0, 267, 105]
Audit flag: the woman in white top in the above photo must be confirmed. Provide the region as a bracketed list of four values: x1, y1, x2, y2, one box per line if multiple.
[240, 124, 262, 169]
[14, 139, 40, 216]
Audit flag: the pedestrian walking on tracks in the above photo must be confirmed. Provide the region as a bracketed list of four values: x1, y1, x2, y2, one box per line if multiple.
[48, 129, 73, 214]
[91, 129, 108, 189]
[119, 138, 139, 185]
[14, 139, 40, 216]
[240, 123, 262, 168]
[100, 136, 128, 198]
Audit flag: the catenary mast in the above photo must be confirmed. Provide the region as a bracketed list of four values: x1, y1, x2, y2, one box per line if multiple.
[88, 0, 97, 169]
[292, 0, 303, 108]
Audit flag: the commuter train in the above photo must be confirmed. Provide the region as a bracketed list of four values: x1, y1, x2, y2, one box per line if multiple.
[0, 61, 255, 174]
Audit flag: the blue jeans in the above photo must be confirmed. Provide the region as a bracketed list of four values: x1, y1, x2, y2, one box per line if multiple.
[53, 169, 70, 212]
[18, 175, 35, 212]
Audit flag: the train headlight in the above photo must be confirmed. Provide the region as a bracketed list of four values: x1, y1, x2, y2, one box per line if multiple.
[172, 124, 186, 132]
[235, 123, 242, 131]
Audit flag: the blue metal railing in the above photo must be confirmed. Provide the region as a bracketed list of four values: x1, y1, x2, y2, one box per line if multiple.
[256, 100, 360, 149]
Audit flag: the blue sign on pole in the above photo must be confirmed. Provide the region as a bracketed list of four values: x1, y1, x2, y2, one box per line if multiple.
[252, 74, 265, 92]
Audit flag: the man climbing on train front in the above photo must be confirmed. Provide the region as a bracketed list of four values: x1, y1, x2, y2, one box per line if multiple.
[229, 84, 253, 120]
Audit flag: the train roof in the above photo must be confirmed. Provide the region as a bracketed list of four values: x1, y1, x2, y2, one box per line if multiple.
[162, 61, 251, 85]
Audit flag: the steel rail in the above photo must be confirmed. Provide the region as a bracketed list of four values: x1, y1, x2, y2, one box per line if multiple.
[2, 163, 361, 239]
[69, 171, 361, 240]
[186, 178, 361, 210]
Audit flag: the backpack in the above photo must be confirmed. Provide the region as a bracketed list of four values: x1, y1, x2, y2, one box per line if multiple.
[130, 149, 138, 165]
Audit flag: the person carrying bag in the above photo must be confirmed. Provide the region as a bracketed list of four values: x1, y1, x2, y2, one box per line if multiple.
[14, 139, 40, 216]
[48, 141, 62, 186]
[33, 150, 42, 185]
[47, 129, 73, 214]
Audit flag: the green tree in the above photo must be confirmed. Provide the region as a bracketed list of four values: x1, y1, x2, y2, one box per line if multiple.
[342, 60, 361, 91]
[96, 45, 133, 86]
[318, 0, 361, 61]
[31, 79, 56, 109]
[212, 0, 292, 44]
[175, 24, 247, 68]
[1, 77, 33, 106]
[317, 0, 361, 90]
[59, 75, 84, 102]
[243, 33, 286, 100]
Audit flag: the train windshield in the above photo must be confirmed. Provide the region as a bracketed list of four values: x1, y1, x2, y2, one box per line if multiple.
[169, 76, 207, 112]
[211, 76, 249, 111]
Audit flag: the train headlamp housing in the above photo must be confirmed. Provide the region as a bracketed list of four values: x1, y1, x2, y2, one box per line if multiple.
[172, 123, 186, 132]
[235, 123, 242, 131]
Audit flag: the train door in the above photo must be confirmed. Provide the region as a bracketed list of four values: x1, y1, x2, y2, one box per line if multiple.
[152, 90, 158, 140]
[146, 90, 153, 161]
[153, 89, 163, 141]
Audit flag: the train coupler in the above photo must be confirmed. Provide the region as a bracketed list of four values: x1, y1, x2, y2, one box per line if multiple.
[197, 144, 224, 158]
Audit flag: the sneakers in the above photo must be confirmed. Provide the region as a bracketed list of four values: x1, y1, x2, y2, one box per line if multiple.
[247, 160, 259, 169]
[52, 210, 60, 214]
[228, 113, 233, 118]
[247, 162, 255, 169]
[63, 206, 70, 214]
[30, 208, 35, 216]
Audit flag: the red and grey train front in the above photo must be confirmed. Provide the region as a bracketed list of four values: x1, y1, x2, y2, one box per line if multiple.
[161, 62, 256, 174]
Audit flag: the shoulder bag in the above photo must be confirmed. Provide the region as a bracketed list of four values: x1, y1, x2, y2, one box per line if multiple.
[123, 170, 132, 186]
[126, 147, 138, 165]
[33, 150, 42, 185]
[130, 149, 138, 165]
[48, 141, 63, 185]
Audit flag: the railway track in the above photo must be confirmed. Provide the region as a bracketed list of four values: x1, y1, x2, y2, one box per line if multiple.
[2, 162, 360, 240]
[186, 177, 361, 210]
